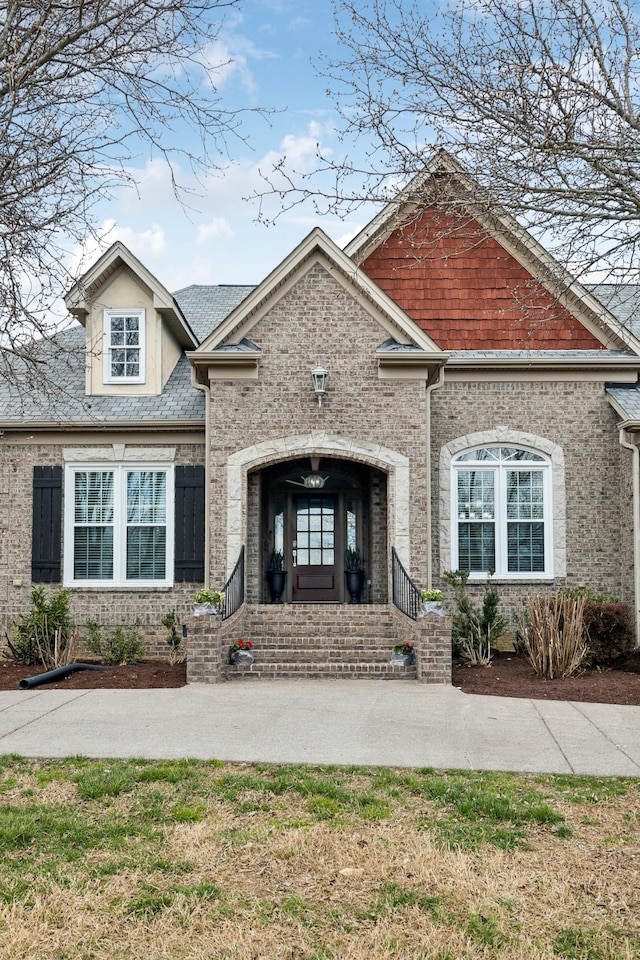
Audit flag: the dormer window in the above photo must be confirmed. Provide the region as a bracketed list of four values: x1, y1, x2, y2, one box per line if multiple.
[103, 309, 145, 384]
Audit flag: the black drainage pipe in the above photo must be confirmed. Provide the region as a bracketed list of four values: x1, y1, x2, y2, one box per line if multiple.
[19, 663, 107, 690]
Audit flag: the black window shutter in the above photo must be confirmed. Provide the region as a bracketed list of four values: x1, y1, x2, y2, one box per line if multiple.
[32, 466, 62, 583]
[174, 465, 205, 582]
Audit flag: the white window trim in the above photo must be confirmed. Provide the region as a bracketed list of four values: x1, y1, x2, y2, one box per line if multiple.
[451, 451, 553, 580]
[103, 308, 146, 385]
[439, 428, 566, 580]
[63, 462, 174, 588]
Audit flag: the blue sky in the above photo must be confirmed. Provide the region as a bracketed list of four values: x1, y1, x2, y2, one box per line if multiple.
[73, 0, 375, 293]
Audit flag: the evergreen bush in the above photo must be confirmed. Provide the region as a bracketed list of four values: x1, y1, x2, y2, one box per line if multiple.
[85, 621, 146, 665]
[6, 587, 75, 668]
[443, 570, 508, 665]
[582, 602, 636, 666]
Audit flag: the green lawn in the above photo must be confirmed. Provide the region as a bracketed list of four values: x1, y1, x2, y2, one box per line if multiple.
[0, 756, 638, 958]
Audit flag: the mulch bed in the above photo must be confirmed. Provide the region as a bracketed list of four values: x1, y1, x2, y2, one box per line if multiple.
[452, 651, 640, 705]
[0, 660, 187, 690]
[1, 654, 640, 704]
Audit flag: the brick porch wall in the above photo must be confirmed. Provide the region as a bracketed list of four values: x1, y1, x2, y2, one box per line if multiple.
[390, 605, 452, 684]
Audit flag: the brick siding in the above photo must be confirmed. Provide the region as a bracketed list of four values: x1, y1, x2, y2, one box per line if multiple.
[0, 441, 205, 658]
[430, 379, 631, 613]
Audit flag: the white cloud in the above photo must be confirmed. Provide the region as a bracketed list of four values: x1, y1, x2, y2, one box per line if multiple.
[336, 227, 364, 248]
[69, 220, 167, 277]
[196, 218, 234, 243]
[204, 40, 256, 95]
[66, 120, 370, 291]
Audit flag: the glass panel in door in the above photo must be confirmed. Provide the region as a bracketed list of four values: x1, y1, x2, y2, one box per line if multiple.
[292, 495, 339, 601]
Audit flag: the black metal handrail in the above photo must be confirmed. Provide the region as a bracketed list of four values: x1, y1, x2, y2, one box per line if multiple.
[222, 546, 245, 620]
[391, 547, 421, 621]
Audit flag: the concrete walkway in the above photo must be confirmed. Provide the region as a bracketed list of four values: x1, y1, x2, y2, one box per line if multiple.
[0, 681, 638, 775]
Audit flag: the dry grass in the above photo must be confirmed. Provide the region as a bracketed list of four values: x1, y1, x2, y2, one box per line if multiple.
[0, 760, 638, 959]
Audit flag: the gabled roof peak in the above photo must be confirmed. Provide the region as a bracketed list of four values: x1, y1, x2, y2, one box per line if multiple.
[344, 152, 640, 356]
[192, 225, 445, 358]
[65, 241, 198, 349]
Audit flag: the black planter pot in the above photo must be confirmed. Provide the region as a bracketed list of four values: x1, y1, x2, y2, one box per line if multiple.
[345, 569, 365, 603]
[266, 570, 287, 603]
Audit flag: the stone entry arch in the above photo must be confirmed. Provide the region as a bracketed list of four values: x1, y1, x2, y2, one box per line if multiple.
[226, 432, 410, 579]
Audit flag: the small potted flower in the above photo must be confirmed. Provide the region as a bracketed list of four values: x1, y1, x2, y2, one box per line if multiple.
[229, 638, 254, 665]
[193, 589, 224, 616]
[420, 588, 445, 616]
[390, 641, 415, 666]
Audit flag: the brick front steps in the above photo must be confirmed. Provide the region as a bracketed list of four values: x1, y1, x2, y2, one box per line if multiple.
[187, 603, 451, 684]
[228, 604, 416, 680]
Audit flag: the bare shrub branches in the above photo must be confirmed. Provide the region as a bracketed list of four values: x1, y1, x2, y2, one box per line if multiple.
[518, 595, 589, 679]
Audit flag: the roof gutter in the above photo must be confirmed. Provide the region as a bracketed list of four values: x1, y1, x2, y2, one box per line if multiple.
[447, 355, 640, 372]
[0, 420, 205, 432]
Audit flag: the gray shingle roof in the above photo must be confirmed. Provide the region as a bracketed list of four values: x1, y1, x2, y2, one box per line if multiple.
[589, 284, 640, 340]
[173, 285, 255, 343]
[0, 328, 204, 425]
[449, 349, 633, 359]
[0, 286, 256, 425]
[595, 286, 640, 422]
[607, 385, 640, 420]
[3, 278, 640, 426]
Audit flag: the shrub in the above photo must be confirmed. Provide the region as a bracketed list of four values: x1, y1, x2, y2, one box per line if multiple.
[6, 587, 76, 668]
[443, 570, 508, 665]
[560, 585, 621, 603]
[85, 621, 146, 665]
[162, 611, 185, 665]
[582, 602, 636, 666]
[517, 595, 588, 679]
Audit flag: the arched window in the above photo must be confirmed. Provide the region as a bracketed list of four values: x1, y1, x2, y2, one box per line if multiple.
[451, 445, 552, 578]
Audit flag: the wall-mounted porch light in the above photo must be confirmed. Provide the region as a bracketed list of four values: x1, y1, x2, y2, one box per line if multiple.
[311, 364, 327, 407]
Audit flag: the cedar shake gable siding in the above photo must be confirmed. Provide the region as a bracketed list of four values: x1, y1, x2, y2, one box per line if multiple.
[360, 208, 605, 351]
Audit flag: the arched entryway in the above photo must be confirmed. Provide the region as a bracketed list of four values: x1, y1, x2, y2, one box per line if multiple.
[257, 456, 387, 603]
[226, 432, 411, 601]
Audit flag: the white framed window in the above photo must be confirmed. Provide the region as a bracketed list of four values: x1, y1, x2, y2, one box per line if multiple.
[451, 445, 553, 579]
[103, 309, 145, 383]
[64, 464, 174, 587]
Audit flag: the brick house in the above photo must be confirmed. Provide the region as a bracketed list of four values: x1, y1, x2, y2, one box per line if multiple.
[2, 153, 640, 682]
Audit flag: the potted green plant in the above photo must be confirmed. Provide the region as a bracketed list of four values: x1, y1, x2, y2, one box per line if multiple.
[344, 547, 365, 603]
[193, 589, 224, 616]
[266, 550, 287, 603]
[390, 641, 415, 666]
[228, 638, 254, 665]
[420, 588, 445, 616]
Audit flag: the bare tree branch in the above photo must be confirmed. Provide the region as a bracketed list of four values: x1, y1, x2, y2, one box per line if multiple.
[258, 0, 640, 290]
[0, 0, 269, 392]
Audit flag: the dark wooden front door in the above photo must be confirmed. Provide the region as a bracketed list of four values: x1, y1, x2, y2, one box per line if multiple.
[291, 495, 339, 601]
